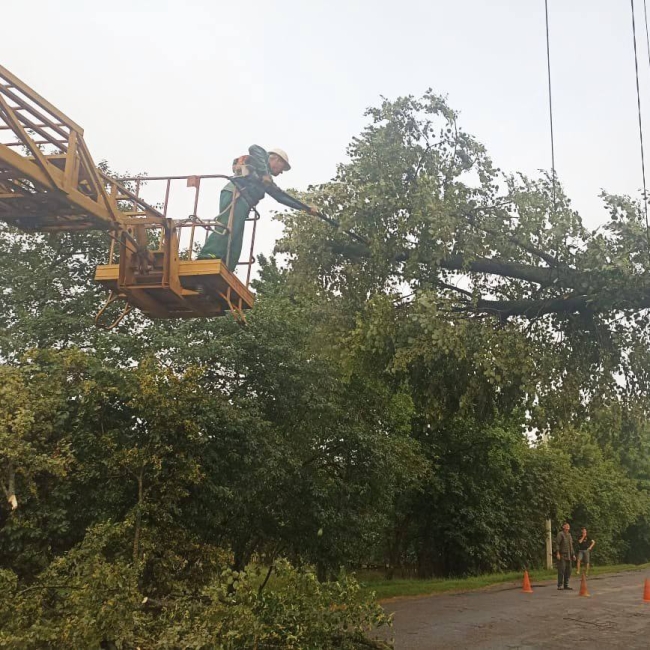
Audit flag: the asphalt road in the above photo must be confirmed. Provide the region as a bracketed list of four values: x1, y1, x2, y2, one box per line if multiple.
[378, 570, 650, 649]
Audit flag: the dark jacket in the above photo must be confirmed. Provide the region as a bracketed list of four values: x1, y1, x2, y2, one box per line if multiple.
[555, 531, 574, 559]
[229, 145, 307, 212]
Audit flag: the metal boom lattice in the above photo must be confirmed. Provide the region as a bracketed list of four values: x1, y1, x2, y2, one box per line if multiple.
[0, 65, 254, 326]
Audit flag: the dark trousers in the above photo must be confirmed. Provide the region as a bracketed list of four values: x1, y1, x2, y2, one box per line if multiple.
[198, 189, 250, 271]
[557, 558, 572, 587]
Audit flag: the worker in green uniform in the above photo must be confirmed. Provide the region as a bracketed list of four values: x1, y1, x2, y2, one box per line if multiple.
[198, 145, 317, 270]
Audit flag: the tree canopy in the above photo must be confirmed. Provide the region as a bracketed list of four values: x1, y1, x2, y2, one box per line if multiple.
[2, 92, 650, 647]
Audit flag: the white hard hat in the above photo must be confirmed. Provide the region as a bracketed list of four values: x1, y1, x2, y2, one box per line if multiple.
[269, 147, 291, 171]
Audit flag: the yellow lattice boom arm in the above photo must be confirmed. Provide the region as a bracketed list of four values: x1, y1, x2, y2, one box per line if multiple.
[0, 64, 165, 233]
[0, 65, 254, 327]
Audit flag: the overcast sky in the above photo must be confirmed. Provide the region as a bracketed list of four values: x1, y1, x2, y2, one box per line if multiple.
[3, 0, 650, 266]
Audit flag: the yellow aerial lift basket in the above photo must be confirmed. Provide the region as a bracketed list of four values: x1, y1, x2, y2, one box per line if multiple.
[0, 65, 255, 328]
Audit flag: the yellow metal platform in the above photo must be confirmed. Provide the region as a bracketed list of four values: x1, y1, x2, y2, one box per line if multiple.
[94, 259, 254, 319]
[1, 65, 258, 326]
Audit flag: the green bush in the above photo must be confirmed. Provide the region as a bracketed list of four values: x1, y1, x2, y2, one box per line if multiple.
[0, 527, 391, 650]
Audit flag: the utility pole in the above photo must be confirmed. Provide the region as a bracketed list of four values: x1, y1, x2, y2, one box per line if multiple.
[545, 519, 553, 570]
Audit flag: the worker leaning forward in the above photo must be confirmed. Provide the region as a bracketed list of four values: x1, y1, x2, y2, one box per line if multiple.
[198, 145, 317, 270]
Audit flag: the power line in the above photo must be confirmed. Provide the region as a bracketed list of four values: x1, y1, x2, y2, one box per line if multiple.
[643, 0, 650, 70]
[544, 0, 557, 210]
[630, 0, 650, 253]
[642, 0, 650, 257]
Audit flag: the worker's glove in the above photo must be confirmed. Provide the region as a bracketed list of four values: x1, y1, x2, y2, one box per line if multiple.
[308, 206, 321, 216]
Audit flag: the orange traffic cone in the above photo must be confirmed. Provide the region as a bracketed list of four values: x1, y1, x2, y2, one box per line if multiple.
[522, 570, 533, 593]
[579, 572, 590, 597]
[643, 579, 650, 602]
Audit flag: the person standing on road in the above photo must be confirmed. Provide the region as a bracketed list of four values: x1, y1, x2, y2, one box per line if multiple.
[576, 527, 595, 577]
[555, 522, 576, 590]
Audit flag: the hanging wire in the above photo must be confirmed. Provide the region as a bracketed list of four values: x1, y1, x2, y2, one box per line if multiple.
[644, 0, 650, 69]
[544, 0, 557, 211]
[641, 0, 650, 256]
[630, 0, 650, 253]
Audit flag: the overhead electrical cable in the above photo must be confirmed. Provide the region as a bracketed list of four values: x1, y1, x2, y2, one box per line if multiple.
[630, 0, 650, 254]
[544, 0, 557, 212]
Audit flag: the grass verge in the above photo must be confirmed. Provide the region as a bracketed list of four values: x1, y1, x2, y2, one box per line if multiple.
[359, 562, 650, 601]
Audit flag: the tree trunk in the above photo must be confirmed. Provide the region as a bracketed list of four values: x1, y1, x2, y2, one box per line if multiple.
[233, 546, 251, 573]
[133, 466, 144, 564]
[2, 461, 17, 510]
[385, 514, 411, 580]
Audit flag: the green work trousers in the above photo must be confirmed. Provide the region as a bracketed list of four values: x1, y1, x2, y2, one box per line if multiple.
[198, 187, 251, 270]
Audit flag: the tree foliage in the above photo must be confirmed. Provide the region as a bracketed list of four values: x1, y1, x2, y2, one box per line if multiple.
[3, 92, 650, 646]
